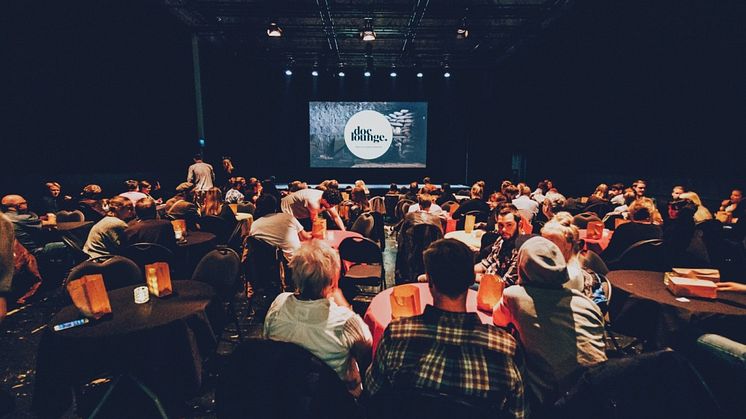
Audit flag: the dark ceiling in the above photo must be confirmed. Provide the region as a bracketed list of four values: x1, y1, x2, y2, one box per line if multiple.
[164, 0, 573, 69]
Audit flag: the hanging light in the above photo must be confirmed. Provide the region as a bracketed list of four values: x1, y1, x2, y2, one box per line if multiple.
[456, 18, 469, 40]
[416, 72, 424, 78]
[267, 22, 283, 37]
[360, 18, 376, 42]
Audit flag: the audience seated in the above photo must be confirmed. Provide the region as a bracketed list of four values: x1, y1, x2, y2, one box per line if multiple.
[1, 194, 65, 260]
[366, 239, 526, 418]
[406, 193, 444, 217]
[512, 183, 539, 222]
[678, 191, 712, 224]
[720, 188, 744, 222]
[78, 184, 106, 222]
[249, 195, 310, 262]
[346, 187, 370, 230]
[435, 182, 456, 206]
[452, 183, 489, 220]
[224, 177, 245, 204]
[83, 196, 134, 258]
[118, 179, 148, 204]
[493, 236, 607, 408]
[124, 198, 177, 251]
[263, 240, 372, 397]
[165, 182, 200, 229]
[403, 181, 419, 202]
[39, 181, 72, 214]
[1, 214, 14, 318]
[602, 198, 663, 263]
[281, 186, 345, 231]
[608, 182, 625, 206]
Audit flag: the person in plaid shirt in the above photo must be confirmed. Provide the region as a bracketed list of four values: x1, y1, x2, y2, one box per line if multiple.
[366, 239, 526, 418]
[475, 205, 524, 286]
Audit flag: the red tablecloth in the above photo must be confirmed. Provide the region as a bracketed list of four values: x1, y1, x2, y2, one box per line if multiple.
[579, 228, 613, 254]
[363, 283, 493, 356]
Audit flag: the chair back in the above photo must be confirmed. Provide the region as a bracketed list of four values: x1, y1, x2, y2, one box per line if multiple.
[396, 199, 414, 220]
[457, 210, 488, 230]
[396, 223, 443, 283]
[350, 212, 375, 237]
[573, 212, 602, 229]
[369, 196, 386, 215]
[55, 210, 85, 222]
[236, 201, 255, 214]
[216, 339, 356, 419]
[384, 194, 400, 219]
[59, 234, 90, 265]
[584, 202, 613, 219]
[339, 236, 382, 265]
[65, 255, 142, 290]
[607, 238, 666, 271]
[440, 201, 458, 214]
[243, 236, 283, 294]
[121, 242, 174, 272]
[192, 248, 241, 299]
[199, 215, 231, 244]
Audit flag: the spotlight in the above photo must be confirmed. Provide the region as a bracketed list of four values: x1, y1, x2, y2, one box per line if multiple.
[284, 69, 293, 76]
[456, 14, 469, 40]
[266, 22, 283, 37]
[360, 18, 376, 42]
[443, 71, 451, 78]
[338, 70, 346, 77]
[364, 70, 371, 77]
[311, 70, 319, 77]
[416, 72, 423, 78]
[390, 69, 397, 78]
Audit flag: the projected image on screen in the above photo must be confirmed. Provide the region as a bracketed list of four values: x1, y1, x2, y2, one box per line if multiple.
[310, 101, 427, 168]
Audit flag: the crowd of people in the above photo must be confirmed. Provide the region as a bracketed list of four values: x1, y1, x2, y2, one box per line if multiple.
[1, 155, 745, 417]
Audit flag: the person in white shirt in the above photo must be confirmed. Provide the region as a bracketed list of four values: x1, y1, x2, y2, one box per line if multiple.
[280, 187, 345, 231]
[118, 180, 148, 204]
[187, 154, 215, 192]
[406, 193, 445, 218]
[263, 240, 373, 397]
[250, 195, 311, 261]
[512, 183, 539, 222]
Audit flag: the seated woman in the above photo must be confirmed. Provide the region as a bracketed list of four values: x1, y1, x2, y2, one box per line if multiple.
[346, 186, 370, 230]
[587, 183, 609, 204]
[719, 188, 743, 221]
[601, 198, 663, 263]
[224, 177, 246, 204]
[263, 240, 372, 397]
[541, 212, 608, 311]
[679, 191, 712, 224]
[493, 236, 607, 408]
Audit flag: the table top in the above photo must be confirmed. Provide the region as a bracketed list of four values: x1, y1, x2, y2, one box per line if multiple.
[178, 231, 216, 247]
[49, 280, 217, 338]
[607, 270, 746, 315]
[321, 230, 363, 249]
[364, 283, 492, 355]
[444, 229, 484, 251]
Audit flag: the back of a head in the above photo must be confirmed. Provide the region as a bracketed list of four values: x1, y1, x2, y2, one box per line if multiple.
[139, 180, 151, 191]
[544, 192, 566, 212]
[321, 188, 343, 206]
[135, 198, 157, 220]
[442, 183, 451, 193]
[288, 181, 305, 193]
[125, 179, 139, 192]
[629, 198, 656, 221]
[289, 240, 340, 300]
[470, 183, 484, 200]
[0, 195, 24, 212]
[517, 236, 569, 287]
[504, 184, 519, 200]
[423, 239, 475, 298]
[351, 187, 368, 206]
[417, 194, 433, 209]
[541, 212, 580, 253]
[194, 153, 203, 162]
[519, 183, 531, 197]
[623, 189, 637, 205]
[108, 195, 131, 217]
[389, 183, 398, 192]
[82, 184, 102, 199]
[254, 194, 278, 219]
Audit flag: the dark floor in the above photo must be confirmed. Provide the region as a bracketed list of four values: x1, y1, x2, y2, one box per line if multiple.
[0, 229, 398, 419]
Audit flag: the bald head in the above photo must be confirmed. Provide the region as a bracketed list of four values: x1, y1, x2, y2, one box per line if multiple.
[1, 195, 28, 213]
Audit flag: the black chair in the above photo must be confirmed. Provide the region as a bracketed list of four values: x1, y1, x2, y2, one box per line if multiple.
[55, 210, 85, 222]
[64, 255, 142, 290]
[198, 215, 232, 244]
[552, 349, 722, 419]
[583, 202, 613, 219]
[59, 234, 90, 265]
[440, 200, 458, 214]
[236, 201, 255, 214]
[606, 239, 666, 271]
[603, 213, 625, 230]
[395, 199, 414, 221]
[215, 339, 357, 419]
[573, 212, 602, 229]
[243, 236, 285, 296]
[192, 248, 242, 338]
[384, 194, 400, 221]
[369, 211, 386, 250]
[338, 236, 384, 294]
[456, 210, 488, 231]
[369, 196, 385, 216]
[350, 212, 375, 237]
[368, 388, 511, 419]
[121, 242, 175, 273]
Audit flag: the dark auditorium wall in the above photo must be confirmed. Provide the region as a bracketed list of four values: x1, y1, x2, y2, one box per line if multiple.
[2, 0, 745, 199]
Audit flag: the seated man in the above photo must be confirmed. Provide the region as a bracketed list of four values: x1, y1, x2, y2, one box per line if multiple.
[125, 198, 177, 251]
[119, 179, 148, 204]
[83, 196, 134, 258]
[493, 236, 607, 408]
[406, 193, 445, 217]
[366, 239, 526, 418]
[249, 195, 311, 262]
[280, 186, 345, 231]
[1, 194, 65, 259]
[165, 182, 200, 230]
[475, 205, 526, 286]
[263, 240, 372, 397]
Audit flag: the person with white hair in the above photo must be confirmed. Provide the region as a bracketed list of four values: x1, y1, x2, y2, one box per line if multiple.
[263, 240, 372, 397]
[493, 236, 607, 409]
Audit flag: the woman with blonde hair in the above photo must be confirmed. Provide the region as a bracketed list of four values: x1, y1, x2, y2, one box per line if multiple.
[201, 187, 225, 217]
[678, 191, 712, 224]
[602, 197, 663, 263]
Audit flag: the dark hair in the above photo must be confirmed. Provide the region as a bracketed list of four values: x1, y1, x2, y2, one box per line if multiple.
[139, 180, 151, 191]
[389, 183, 398, 192]
[610, 183, 625, 191]
[423, 239, 475, 298]
[125, 179, 139, 191]
[194, 153, 203, 161]
[441, 182, 451, 193]
[417, 194, 433, 209]
[321, 188, 342, 206]
[497, 203, 522, 224]
[135, 197, 157, 220]
[351, 187, 368, 207]
[254, 195, 278, 219]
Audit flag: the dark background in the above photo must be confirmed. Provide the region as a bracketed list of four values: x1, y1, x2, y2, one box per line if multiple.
[2, 0, 745, 203]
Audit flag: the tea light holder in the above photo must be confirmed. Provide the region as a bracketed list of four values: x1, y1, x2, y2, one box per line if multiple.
[134, 286, 149, 304]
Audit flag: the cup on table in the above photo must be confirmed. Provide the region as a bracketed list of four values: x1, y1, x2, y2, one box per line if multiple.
[464, 214, 476, 234]
[476, 274, 505, 313]
[133, 286, 149, 304]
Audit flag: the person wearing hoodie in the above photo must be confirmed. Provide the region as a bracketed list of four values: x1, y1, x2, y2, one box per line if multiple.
[493, 236, 607, 409]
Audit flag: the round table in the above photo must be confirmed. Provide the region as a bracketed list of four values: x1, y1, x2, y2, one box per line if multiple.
[607, 270, 746, 348]
[176, 231, 216, 276]
[320, 230, 363, 249]
[33, 280, 223, 417]
[578, 228, 613, 254]
[363, 283, 493, 356]
[444, 230, 484, 251]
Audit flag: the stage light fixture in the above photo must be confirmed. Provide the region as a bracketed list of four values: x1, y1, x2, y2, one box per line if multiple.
[364, 70, 371, 77]
[285, 69, 293, 76]
[416, 72, 424, 78]
[390, 67, 397, 77]
[311, 70, 319, 77]
[338, 70, 346, 77]
[267, 22, 283, 37]
[456, 21, 469, 39]
[443, 71, 451, 78]
[360, 18, 376, 41]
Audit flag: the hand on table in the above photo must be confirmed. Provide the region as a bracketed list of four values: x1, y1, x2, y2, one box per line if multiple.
[716, 282, 746, 293]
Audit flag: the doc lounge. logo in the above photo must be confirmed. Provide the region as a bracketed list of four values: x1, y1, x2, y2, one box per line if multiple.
[344, 110, 393, 160]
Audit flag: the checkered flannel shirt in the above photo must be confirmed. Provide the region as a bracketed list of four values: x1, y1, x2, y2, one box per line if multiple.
[366, 305, 526, 419]
[479, 236, 519, 285]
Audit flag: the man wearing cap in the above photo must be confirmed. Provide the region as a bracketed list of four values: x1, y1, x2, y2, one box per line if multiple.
[493, 236, 607, 408]
[366, 239, 526, 418]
